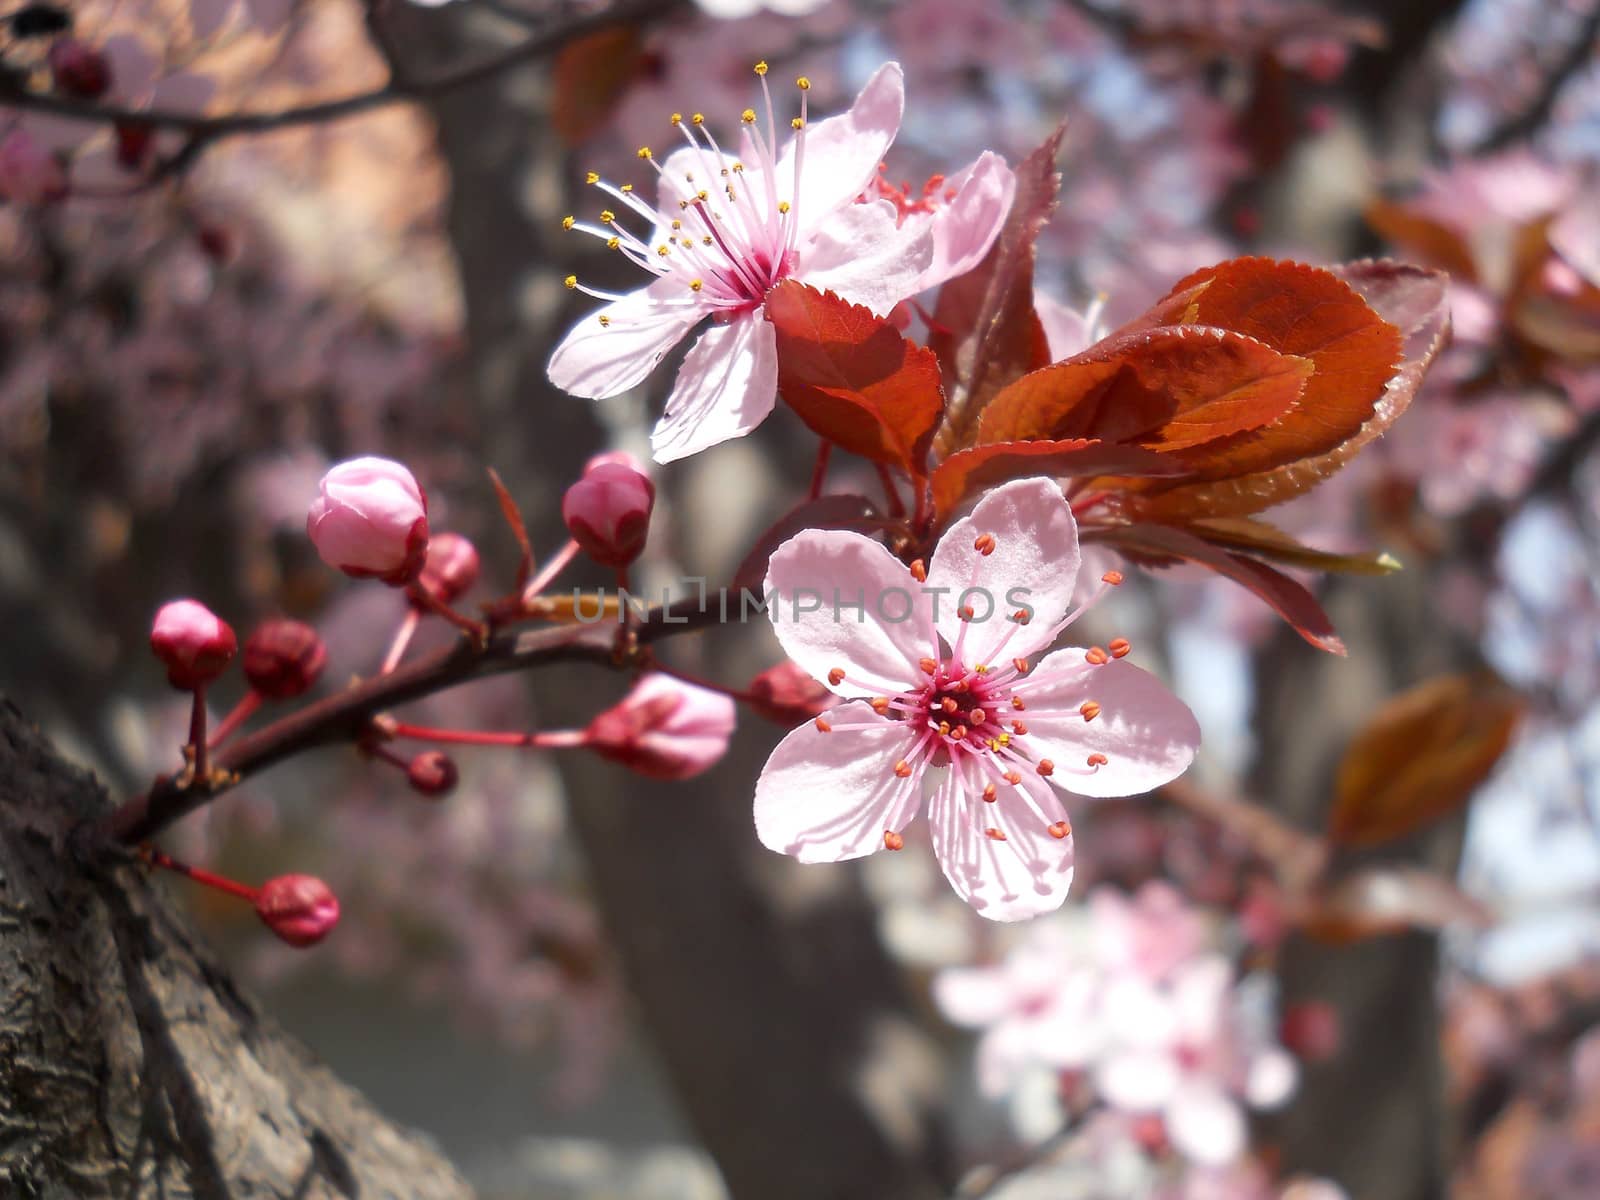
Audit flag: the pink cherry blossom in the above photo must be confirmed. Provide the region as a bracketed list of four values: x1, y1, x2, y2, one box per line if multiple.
[548, 61, 1014, 463]
[755, 477, 1201, 920]
[306, 456, 430, 585]
[585, 673, 737, 780]
[1095, 957, 1297, 1166]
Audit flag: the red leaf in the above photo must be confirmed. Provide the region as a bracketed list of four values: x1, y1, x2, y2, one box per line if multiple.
[1186, 516, 1402, 576]
[976, 325, 1311, 452]
[1091, 523, 1345, 654]
[1328, 673, 1523, 847]
[1127, 260, 1449, 520]
[766, 282, 945, 475]
[928, 126, 1062, 457]
[930, 439, 1190, 521]
[1115, 258, 1405, 483]
[551, 28, 651, 147]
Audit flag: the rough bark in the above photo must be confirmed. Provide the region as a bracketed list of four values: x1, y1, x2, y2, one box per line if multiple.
[0, 698, 473, 1200]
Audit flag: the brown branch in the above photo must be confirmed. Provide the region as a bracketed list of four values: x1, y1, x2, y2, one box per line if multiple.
[0, 0, 682, 140]
[96, 594, 719, 847]
[1472, 0, 1600, 153]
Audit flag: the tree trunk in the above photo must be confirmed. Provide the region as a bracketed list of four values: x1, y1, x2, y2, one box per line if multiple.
[0, 698, 474, 1199]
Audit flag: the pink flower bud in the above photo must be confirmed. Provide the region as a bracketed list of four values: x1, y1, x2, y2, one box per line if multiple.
[48, 39, 112, 99]
[150, 599, 237, 689]
[307, 456, 429, 585]
[563, 461, 654, 568]
[585, 673, 735, 780]
[255, 874, 340, 948]
[584, 449, 650, 475]
[417, 532, 480, 605]
[242, 619, 327, 700]
[746, 660, 840, 725]
[406, 750, 459, 798]
[0, 129, 67, 206]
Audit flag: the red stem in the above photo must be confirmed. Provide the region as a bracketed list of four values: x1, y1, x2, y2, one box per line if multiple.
[808, 441, 833, 500]
[146, 849, 259, 902]
[209, 691, 262, 747]
[874, 463, 907, 519]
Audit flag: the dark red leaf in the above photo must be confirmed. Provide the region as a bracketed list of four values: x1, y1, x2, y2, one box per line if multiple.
[975, 325, 1311, 452]
[551, 27, 651, 146]
[1091, 522, 1346, 654]
[930, 438, 1190, 521]
[927, 125, 1062, 458]
[766, 282, 945, 475]
[1127, 260, 1449, 520]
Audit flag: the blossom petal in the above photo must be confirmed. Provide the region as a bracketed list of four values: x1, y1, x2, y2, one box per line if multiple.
[650, 312, 779, 462]
[798, 199, 935, 315]
[1165, 1081, 1247, 1166]
[927, 477, 1081, 666]
[549, 286, 702, 399]
[1097, 1048, 1183, 1112]
[905, 151, 1016, 294]
[932, 966, 1015, 1029]
[765, 529, 935, 697]
[928, 762, 1075, 921]
[754, 702, 922, 862]
[1011, 653, 1200, 798]
[777, 61, 904, 232]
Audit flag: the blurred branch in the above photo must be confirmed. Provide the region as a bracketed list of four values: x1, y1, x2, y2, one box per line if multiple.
[95, 593, 720, 846]
[1472, 0, 1600, 153]
[0, 0, 682, 140]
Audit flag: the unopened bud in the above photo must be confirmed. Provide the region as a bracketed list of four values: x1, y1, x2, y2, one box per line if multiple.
[585, 673, 735, 780]
[48, 39, 111, 99]
[563, 461, 654, 568]
[150, 599, 237, 689]
[307, 456, 429, 585]
[417, 531, 480, 605]
[745, 660, 839, 725]
[254, 874, 340, 948]
[242, 619, 327, 700]
[406, 750, 459, 798]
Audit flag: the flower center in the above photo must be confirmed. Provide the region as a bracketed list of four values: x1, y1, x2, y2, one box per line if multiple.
[562, 62, 812, 319]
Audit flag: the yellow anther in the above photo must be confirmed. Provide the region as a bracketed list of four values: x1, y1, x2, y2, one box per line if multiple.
[671, 219, 682, 229]
[598, 315, 611, 327]
[620, 183, 634, 193]
[741, 108, 757, 124]
[656, 244, 671, 256]
[778, 201, 791, 214]
[563, 274, 577, 289]
[606, 236, 620, 249]
[791, 117, 804, 130]
[754, 60, 769, 76]
[796, 76, 811, 90]
[690, 279, 703, 292]
[561, 215, 575, 230]
[696, 190, 709, 201]
[702, 236, 713, 246]
[599, 209, 616, 223]
[637, 146, 653, 160]
[585, 171, 599, 184]
[670, 112, 683, 125]
[691, 113, 705, 125]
